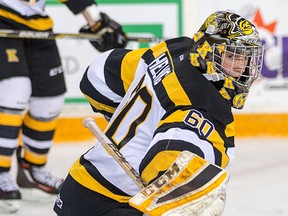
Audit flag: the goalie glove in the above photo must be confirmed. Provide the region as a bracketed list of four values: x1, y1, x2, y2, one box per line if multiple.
[79, 12, 128, 52]
[129, 151, 229, 216]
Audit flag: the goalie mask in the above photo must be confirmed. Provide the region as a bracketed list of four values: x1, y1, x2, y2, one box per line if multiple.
[190, 11, 264, 109]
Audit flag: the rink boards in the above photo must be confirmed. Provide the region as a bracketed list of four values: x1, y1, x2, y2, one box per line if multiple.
[53, 104, 288, 143]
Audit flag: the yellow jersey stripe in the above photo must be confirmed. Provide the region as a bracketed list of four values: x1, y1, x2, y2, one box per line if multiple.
[0, 9, 53, 30]
[207, 130, 229, 167]
[23, 113, 57, 131]
[141, 150, 180, 183]
[69, 158, 131, 203]
[225, 122, 235, 137]
[162, 72, 191, 106]
[0, 155, 12, 168]
[0, 113, 22, 127]
[24, 149, 48, 165]
[83, 93, 116, 114]
[150, 41, 167, 58]
[158, 109, 189, 128]
[121, 48, 148, 92]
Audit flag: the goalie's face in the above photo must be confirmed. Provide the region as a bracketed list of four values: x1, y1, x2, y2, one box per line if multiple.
[216, 45, 263, 86]
[213, 44, 264, 109]
[221, 50, 248, 78]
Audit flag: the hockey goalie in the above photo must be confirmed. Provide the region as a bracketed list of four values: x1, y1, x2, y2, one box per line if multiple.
[54, 10, 263, 216]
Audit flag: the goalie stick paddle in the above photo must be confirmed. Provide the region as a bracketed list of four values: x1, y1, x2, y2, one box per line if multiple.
[83, 118, 147, 189]
[0, 29, 163, 43]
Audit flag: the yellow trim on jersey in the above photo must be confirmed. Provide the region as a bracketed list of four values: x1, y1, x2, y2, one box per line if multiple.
[23, 113, 57, 132]
[69, 158, 131, 203]
[207, 130, 229, 167]
[83, 93, 116, 114]
[158, 109, 188, 128]
[163, 72, 191, 106]
[225, 122, 235, 137]
[0, 9, 53, 30]
[121, 48, 148, 92]
[24, 149, 47, 165]
[150, 41, 167, 58]
[0, 113, 22, 127]
[0, 155, 12, 168]
[141, 150, 180, 183]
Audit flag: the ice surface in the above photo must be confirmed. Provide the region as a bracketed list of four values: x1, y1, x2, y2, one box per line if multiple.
[2, 137, 287, 216]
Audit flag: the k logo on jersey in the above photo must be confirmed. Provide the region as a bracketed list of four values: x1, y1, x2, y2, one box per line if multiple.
[6, 49, 19, 62]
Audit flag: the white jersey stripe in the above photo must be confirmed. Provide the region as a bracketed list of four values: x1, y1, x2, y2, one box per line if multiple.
[87, 50, 123, 103]
[0, 137, 18, 149]
[22, 134, 52, 149]
[149, 127, 216, 164]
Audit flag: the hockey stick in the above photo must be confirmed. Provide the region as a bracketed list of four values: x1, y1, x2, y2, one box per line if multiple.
[0, 29, 163, 43]
[83, 118, 147, 189]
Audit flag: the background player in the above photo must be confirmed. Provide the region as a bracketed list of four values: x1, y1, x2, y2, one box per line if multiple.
[0, 0, 127, 213]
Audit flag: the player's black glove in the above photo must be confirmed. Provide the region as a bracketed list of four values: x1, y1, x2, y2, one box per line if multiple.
[80, 12, 128, 52]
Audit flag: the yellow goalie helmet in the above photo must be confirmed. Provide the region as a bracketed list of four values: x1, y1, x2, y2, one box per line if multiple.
[190, 10, 264, 109]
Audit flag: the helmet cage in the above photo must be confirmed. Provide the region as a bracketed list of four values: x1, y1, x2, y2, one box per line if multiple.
[213, 44, 264, 91]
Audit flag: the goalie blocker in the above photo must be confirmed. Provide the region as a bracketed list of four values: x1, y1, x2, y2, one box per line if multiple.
[129, 151, 229, 216]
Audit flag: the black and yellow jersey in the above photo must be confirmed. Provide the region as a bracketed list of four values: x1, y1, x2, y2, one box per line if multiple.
[73, 36, 235, 203]
[0, 0, 95, 30]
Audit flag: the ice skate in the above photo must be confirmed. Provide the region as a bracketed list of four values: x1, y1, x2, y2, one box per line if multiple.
[0, 172, 21, 213]
[16, 147, 64, 202]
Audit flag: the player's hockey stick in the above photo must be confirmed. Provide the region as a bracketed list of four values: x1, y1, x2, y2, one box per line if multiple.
[0, 29, 163, 43]
[83, 118, 147, 189]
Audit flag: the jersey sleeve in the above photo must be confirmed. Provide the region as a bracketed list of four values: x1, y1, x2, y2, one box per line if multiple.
[80, 48, 148, 118]
[139, 108, 235, 184]
[59, 0, 96, 15]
